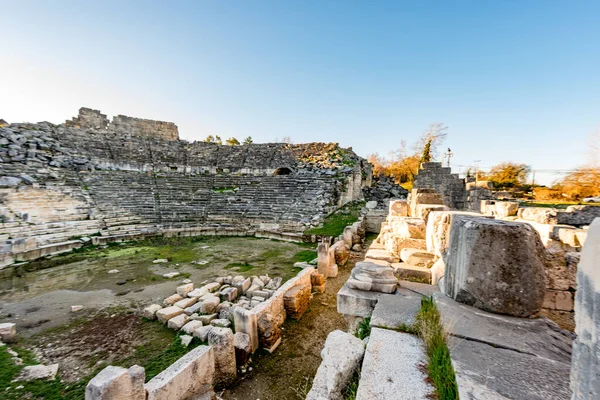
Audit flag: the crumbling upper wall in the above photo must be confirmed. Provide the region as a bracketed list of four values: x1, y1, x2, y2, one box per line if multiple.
[65, 107, 179, 141]
[111, 115, 179, 140]
[65, 107, 109, 129]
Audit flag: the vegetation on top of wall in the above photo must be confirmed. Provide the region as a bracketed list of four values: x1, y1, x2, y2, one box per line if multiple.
[304, 200, 365, 237]
[211, 186, 239, 193]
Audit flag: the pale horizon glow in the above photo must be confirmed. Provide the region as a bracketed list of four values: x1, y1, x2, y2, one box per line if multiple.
[1, 0, 599, 186]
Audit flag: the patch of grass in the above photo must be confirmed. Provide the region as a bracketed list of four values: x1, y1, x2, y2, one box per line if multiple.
[354, 317, 371, 340]
[305, 200, 365, 237]
[0, 346, 87, 400]
[293, 250, 317, 263]
[211, 186, 239, 193]
[415, 296, 458, 400]
[137, 335, 202, 381]
[224, 262, 256, 272]
[344, 368, 361, 400]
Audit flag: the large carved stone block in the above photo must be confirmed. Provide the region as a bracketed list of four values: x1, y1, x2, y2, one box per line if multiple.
[443, 216, 546, 317]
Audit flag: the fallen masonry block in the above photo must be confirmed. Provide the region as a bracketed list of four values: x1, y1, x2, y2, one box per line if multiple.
[156, 306, 185, 324]
[145, 345, 215, 400]
[187, 288, 208, 298]
[142, 304, 162, 320]
[181, 320, 203, 335]
[199, 296, 220, 314]
[389, 199, 408, 217]
[210, 319, 232, 328]
[284, 284, 311, 320]
[167, 314, 189, 330]
[443, 216, 546, 317]
[0, 322, 17, 343]
[184, 302, 203, 316]
[198, 313, 218, 325]
[193, 325, 214, 342]
[85, 365, 145, 400]
[306, 330, 365, 400]
[415, 203, 449, 223]
[391, 263, 431, 283]
[163, 294, 183, 306]
[16, 364, 59, 381]
[208, 327, 237, 386]
[176, 283, 194, 297]
[220, 287, 238, 302]
[311, 271, 326, 287]
[174, 297, 197, 309]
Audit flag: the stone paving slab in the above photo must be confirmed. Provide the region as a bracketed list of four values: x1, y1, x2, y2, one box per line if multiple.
[449, 337, 571, 400]
[356, 327, 432, 399]
[400, 280, 440, 297]
[434, 293, 572, 363]
[370, 293, 422, 329]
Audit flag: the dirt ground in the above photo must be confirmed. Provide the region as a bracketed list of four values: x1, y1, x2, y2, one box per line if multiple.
[220, 245, 367, 400]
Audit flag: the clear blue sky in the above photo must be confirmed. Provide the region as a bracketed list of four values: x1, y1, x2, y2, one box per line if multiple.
[1, 0, 599, 185]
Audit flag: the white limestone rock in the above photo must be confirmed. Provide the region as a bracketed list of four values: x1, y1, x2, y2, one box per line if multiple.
[0, 322, 17, 343]
[85, 365, 145, 400]
[156, 306, 185, 324]
[306, 330, 365, 400]
[15, 364, 59, 381]
[208, 327, 237, 385]
[167, 314, 189, 330]
[144, 346, 215, 400]
[181, 320, 203, 335]
[142, 304, 162, 320]
[176, 283, 194, 297]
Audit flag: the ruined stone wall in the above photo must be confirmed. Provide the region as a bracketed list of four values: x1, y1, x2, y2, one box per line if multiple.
[0, 108, 371, 267]
[66, 107, 178, 140]
[111, 115, 179, 141]
[413, 162, 466, 209]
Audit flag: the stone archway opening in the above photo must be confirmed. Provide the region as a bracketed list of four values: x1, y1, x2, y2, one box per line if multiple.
[273, 167, 293, 176]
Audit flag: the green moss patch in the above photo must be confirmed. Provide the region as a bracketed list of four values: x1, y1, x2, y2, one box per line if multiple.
[305, 200, 365, 237]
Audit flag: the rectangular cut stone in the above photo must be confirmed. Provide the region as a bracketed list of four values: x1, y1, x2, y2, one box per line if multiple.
[188, 288, 208, 298]
[176, 283, 194, 297]
[167, 314, 189, 330]
[337, 283, 382, 318]
[233, 307, 258, 353]
[163, 294, 183, 306]
[370, 293, 422, 329]
[356, 328, 432, 399]
[174, 297, 197, 309]
[145, 346, 215, 400]
[85, 365, 145, 400]
[284, 284, 311, 320]
[156, 306, 184, 324]
[181, 320, 203, 335]
[0, 322, 17, 343]
[142, 304, 163, 320]
[306, 330, 365, 400]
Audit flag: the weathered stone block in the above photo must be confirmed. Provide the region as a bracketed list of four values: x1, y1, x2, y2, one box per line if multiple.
[233, 307, 258, 352]
[142, 304, 162, 320]
[389, 199, 408, 217]
[443, 216, 547, 317]
[346, 261, 398, 294]
[283, 284, 311, 320]
[85, 365, 145, 400]
[167, 314, 189, 330]
[145, 346, 214, 400]
[0, 322, 17, 343]
[176, 283, 194, 297]
[156, 306, 184, 324]
[174, 297, 197, 309]
[208, 327, 236, 386]
[306, 330, 365, 400]
[257, 312, 282, 350]
[163, 294, 183, 306]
